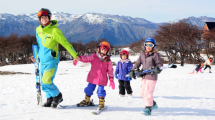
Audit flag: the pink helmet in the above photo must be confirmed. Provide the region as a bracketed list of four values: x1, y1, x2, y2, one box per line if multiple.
[120, 50, 129, 55]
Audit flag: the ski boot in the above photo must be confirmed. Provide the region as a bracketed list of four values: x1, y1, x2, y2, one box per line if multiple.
[43, 97, 53, 107]
[98, 97, 105, 110]
[209, 69, 212, 73]
[77, 95, 95, 107]
[151, 100, 158, 110]
[141, 107, 151, 116]
[51, 93, 63, 108]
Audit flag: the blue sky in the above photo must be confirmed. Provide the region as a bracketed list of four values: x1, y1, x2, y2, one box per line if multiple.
[1, 0, 214, 23]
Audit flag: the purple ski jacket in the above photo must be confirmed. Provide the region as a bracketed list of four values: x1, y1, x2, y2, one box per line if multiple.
[132, 50, 163, 80]
[115, 59, 133, 81]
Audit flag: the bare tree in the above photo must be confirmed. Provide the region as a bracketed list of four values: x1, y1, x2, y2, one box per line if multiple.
[202, 28, 215, 61]
[129, 38, 145, 55]
[0, 34, 36, 66]
[0, 34, 121, 66]
[154, 20, 203, 64]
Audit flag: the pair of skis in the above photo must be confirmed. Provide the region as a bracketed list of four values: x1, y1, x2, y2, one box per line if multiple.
[32, 43, 42, 105]
[58, 104, 107, 115]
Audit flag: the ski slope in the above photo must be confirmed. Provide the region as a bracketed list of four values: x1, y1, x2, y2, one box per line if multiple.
[0, 54, 215, 120]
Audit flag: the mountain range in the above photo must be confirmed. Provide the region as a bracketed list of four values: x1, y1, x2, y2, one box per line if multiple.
[0, 12, 214, 46]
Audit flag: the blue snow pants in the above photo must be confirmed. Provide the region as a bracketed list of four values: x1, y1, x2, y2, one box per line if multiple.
[84, 83, 106, 97]
[40, 63, 60, 98]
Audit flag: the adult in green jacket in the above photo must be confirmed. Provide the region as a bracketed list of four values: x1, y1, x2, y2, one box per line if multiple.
[30, 8, 80, 108]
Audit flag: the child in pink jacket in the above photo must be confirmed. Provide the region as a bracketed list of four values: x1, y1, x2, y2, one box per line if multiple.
[76, 41, 115, 110]
[129, 38, 163, 116]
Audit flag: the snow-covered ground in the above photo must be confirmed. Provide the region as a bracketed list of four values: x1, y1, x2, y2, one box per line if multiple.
[0, 54, 215, 120]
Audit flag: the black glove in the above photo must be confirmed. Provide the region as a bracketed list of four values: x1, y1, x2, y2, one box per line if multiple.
[168, 63, 177, 68]
[134, 69, 143, 77]
[170, 64, 177, 68]
[153, 66, 161, 74]
[129, 70, 136, 79]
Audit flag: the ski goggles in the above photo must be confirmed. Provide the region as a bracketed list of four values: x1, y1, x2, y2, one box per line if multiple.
[144, 43, 154, 47]
[100, 45, 110, 51]
[38, 11, 49, 17]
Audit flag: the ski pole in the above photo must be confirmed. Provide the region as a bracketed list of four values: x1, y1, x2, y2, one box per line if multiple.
[125, 63, 177, 77]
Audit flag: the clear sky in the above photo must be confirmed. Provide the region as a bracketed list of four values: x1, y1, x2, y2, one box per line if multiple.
[1, 0, 214, 23]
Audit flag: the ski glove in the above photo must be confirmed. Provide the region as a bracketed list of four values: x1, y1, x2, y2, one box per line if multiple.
[109, 79, 115, 90]
[114, 72, 118, 79]
[129, 70, 136, 79]
[153, 66, 162, 74]
[73, 60, 77, 66]
[128, 77, 132, 81]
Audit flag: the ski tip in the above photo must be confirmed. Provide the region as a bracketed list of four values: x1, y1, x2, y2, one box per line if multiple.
[58, 105, 77, 109]
[92, 106, 108, 115]
[188, 72, 194, 74]
[92, 112, 98, 115]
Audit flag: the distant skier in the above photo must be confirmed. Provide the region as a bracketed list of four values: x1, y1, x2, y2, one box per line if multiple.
[129, 38, 163, 116]
[169, 56, 174, 65]
[115, 50, 133, 97]
[181, 53, 185, 66]
[30, 8, 79, 108]
[202, 56, 213, 73]
[75, 41, 115, 110]
[189, 63, 204, 74]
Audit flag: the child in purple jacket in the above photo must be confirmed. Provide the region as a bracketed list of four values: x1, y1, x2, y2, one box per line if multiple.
[115, 50, 133, 97]
[76, 41, 115, 110]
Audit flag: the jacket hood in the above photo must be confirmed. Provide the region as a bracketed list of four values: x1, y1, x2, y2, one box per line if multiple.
[50, 20, 57, 27]
[40, 20, 58, 30]
[119, 59, 131, 63]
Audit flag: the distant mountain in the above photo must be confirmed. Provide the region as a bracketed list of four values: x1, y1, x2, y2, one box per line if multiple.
[0, 12, 214, 46]
[0, 12, 158, 46]
[185, 16, 215, 28]
[59, 13, 159, 45]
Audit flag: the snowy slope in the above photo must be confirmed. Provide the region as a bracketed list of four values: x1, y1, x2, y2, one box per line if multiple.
[0, 55, 215, 120]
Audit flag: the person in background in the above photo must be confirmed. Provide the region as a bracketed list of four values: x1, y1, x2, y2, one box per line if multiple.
[202, 56, 213, 73]
[181, 53, 185, 66]
[189, 63, 204, 74]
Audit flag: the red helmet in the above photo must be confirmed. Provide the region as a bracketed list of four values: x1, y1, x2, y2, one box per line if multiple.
[120, 50, 129, 55]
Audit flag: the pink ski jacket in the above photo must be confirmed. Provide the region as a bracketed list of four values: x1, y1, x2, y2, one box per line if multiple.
[79, 52, 114, 86]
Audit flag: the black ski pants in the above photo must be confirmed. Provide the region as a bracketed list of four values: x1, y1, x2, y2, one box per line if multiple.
[118, 80, 132, 95]
[204, 65, 211, 70]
